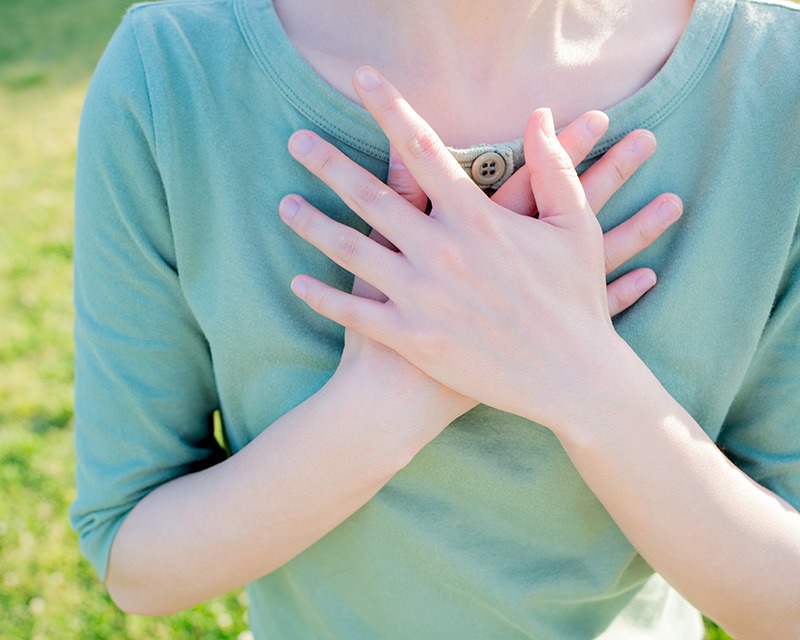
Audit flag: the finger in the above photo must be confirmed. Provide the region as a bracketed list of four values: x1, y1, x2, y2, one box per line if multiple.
[602, 194, 683, 273]
[582, 130, 658, 213]
[290, 273, 398, 344]
[279, 194, 407, 297]
[288, 130, 428, 251]
[387, 145, 428, 212]
[523, 108, 592, 226]
[607, 268, 657, 316]
[352, 66, 482, 211]
[559, 111, 610, 168]
[288, 130, 426, 255]
[493, 110, 609, 216]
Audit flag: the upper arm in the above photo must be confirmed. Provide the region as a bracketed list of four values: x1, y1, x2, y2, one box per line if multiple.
[69, 11, 225, 581]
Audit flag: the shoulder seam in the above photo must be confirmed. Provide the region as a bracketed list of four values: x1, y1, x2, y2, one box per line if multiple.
[127, 12, 161, 168]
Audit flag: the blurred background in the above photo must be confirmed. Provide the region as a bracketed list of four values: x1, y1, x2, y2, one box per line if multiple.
[0, 0, 249, 637]
[0, 0, 752, 637]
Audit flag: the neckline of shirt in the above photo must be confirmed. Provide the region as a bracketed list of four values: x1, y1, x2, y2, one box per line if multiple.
[235, 0, 736, 164]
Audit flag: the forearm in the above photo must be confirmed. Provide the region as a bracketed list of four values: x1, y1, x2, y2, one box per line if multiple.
[105, 364, 462, 616]
[551, 337, 800, 640]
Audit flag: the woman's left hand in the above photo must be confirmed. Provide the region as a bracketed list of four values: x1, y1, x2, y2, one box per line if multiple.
[280, 66, 636, 432]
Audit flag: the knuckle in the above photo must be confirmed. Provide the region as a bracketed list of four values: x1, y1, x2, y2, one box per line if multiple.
[315, 148, 337, 176]
[295, 206, 316, 237]
[351, 179, 384, 211]
[406, 126, 440, 163]
[472, 211, 500, 234]
[634, 221, 655, 247]
[333, 231, 361, 264]
[339, 300, 361, 329]
[436, 243, 467, 272]
[411, 326, 446, 361]
[551, 152, 577, 178]
[471, 208, 508, 240]
[604, 156, 627, 187]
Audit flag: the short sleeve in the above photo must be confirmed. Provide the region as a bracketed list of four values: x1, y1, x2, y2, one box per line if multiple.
[717, 219, 800, 511]
[69, 12, 225, 581]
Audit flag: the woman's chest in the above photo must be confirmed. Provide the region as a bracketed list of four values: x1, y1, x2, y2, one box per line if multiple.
[161, 100, 797, 448]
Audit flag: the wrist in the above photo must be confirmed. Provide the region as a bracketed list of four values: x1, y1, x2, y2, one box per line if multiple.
[326, 357, 473, 462]
[524, 329, 659, 442]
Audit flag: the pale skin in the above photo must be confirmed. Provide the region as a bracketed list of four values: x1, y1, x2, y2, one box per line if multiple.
[279, 69, 800, 639]
[106, 101, 676, 618]
[102, 1, 800, 638]
[272, 0, 695, 144]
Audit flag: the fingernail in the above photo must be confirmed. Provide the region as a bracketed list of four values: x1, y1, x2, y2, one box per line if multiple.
[355, 67, 382, 91]
[289, 131, 314, 156]
[583, 112, 608, 138]
[291, 278, 307, 298]
[630, 131, 657, 159]
[280, 196, 300, 220]
[657, 198, 681, 225]
[539, 108, 556, 138]
[636, 273, 657, 294]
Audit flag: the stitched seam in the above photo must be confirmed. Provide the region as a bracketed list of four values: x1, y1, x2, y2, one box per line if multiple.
[234, 0, 387, 160]
[585, 2, 735, 161]
[128, 10, 161, 168]
[237, 0, 735, 167]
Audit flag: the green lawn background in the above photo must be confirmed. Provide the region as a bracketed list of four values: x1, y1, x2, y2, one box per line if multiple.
[0, 0, 249, 637]
[0, 0, 745, 637]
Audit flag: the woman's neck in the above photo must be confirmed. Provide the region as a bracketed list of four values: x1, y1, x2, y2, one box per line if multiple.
[273, 0, 694, 146]
[276, 1, 639, 76]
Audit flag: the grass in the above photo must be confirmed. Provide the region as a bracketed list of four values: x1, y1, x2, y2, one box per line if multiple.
[0, 0, 751, 637]
[0, 0, 249, 637]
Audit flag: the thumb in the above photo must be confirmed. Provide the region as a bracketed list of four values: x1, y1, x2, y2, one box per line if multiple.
[388, 145, 429, 212]
[524, 108, 592, 227]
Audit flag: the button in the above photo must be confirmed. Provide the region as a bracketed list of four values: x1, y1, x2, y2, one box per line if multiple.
[470, 151, 506, 186]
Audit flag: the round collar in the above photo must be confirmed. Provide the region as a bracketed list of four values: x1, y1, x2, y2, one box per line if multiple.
[235, 0, 736, 162]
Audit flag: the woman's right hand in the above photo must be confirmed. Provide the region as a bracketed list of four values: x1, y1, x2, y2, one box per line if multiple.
[335, 110, 682, 427]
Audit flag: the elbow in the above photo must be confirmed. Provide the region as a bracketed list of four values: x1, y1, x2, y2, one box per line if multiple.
[106, 583, 148, 616]
[717, 621, 800, 640]
[711, 604, 800, 640]
[105, 567, 192, 617]
[104, 522, 203, 616]
[749, 618, 800, 640]
[702, 545, 800, 640]
[106, 580, 169, 617]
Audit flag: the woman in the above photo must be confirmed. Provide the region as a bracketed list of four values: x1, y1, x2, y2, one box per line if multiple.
[70, 0, 800, 637]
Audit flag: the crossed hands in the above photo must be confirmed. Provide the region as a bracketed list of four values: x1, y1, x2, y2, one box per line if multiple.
[279, 66, 681, 433]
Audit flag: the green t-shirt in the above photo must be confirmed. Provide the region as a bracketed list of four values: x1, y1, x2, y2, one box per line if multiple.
[70, 0, 800, 637]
